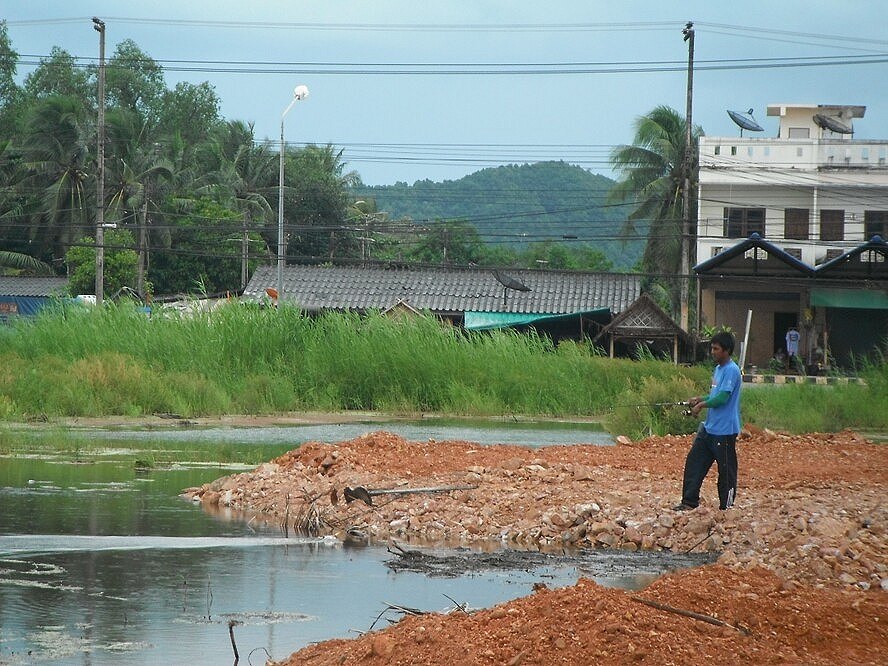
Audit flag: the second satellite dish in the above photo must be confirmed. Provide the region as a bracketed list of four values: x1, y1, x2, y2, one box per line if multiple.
[813, 113, 853, 135]
[727, 109, 764, 136]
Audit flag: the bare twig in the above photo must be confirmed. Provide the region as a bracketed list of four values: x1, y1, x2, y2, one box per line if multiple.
[684, 527, 715, 554]
[247, 646, 271, 666]
[282, 493, 290, 538]
[442, 593, 470, 615]
[228, 619, 243, 663]
[630, 596, 751, 636]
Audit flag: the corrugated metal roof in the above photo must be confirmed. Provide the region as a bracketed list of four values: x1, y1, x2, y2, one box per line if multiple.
[0, 277, 69, 297]
[244, 265, 641, 315]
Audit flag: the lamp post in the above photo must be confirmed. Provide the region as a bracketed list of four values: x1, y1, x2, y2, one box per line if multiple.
[93, 17, 106, 306]
[277, 85, 309, 304]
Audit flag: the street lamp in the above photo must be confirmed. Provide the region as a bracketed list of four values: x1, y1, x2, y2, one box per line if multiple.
[277, 85, 309, 304]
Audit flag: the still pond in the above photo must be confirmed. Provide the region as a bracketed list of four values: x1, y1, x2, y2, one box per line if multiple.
[0, 419, 708, 664]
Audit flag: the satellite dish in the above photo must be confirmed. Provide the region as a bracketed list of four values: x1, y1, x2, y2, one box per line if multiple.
[493, 270, 531, 292]
[813, 113, 853, 135]
[727, 109, 764, 136]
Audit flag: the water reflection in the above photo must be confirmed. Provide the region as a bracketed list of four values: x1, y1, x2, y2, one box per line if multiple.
[75, 419, 614, 448]
[0, 423, 700, 665]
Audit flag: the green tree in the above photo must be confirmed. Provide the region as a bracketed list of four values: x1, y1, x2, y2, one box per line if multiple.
[65, 228, 137, 297]
[104, 40, 164, 123]
[409, 220, 483, 265]
[285, 144, 358, 260]
[22, 47, 93, 105]
[157, 81, 221, 145]
[19, 95, 93, 261]
[609, 105, 701, 317]
[0, 21, 21, 135]
[148, 199, 242, 295]
[196, 120, 278, 287]
[0, 250, 53, 274]
[104, 108, 173, 297]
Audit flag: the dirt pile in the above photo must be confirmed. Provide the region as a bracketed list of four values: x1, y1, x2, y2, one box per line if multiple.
[182, 428, 888, 664]
[275, 565, 887, 665]
[184, 428, 887, 589]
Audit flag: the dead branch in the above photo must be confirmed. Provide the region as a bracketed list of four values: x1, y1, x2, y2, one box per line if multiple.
[630, 596, 751, 636]
[228, 619, 243, 663]
[344, 483, 478, 506]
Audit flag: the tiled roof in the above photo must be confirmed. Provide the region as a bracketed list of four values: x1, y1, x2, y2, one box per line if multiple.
[0, 277, 69, 297]
[244, 264, 642, 315]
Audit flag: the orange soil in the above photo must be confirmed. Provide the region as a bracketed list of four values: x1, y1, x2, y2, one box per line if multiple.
[183, 428, 888, 665]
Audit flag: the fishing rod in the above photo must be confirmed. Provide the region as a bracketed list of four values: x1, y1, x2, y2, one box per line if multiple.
[622, 401, 694, 416]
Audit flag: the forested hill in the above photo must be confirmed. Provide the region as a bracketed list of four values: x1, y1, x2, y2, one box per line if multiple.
[354, 161, 642, 268]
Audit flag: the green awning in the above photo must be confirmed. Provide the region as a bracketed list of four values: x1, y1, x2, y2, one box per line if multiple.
[810, 288, 888, 310]
[464, 308, 609, 331]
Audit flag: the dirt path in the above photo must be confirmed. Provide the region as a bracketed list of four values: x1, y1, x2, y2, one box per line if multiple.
[183, 428, 888, 665]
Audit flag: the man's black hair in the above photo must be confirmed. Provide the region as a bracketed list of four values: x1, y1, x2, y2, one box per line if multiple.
[711, 330, 735, 354]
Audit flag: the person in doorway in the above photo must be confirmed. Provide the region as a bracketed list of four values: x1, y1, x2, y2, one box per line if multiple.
[785, 326, 801, 372]
[673, 330, 741, 511]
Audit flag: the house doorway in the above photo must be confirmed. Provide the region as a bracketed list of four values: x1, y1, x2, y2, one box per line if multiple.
[773, 312, 798, 355]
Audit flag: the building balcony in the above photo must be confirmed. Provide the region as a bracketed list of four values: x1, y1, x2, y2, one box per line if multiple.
[699, 136, 888, 172]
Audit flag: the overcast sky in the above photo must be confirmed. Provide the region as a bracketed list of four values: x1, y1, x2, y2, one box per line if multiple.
[5, 1, 888, 185]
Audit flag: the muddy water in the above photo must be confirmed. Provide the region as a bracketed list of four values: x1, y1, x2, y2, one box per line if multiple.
[0, 422, 705, 665]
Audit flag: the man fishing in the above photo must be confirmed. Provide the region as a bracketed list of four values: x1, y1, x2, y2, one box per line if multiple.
[673, 330, 742, 512]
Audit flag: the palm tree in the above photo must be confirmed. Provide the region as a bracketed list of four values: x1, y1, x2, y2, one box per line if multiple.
[18, 95, 92, 261]
[104, 108, 172, 297]
[609, 105, 701, 320]
[286, 144, 359, 260]
[197, 121, 277, 288]
[0, 250, 53, 274]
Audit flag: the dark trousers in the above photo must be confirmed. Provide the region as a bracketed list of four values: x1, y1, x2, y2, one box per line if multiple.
[681, 427, 738, 510]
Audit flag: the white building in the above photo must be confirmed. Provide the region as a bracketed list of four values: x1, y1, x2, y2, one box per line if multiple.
[697, 104, 888, 267]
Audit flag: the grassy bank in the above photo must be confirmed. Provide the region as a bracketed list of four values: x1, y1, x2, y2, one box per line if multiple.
[0, 302, 885, 437]
[0, 302, 706, 420]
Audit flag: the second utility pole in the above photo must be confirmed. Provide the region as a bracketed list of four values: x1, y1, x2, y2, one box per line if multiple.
[93, 17, 106, 306]
[680, 21, 695, 333]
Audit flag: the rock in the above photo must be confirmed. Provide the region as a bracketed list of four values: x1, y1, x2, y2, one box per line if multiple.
[615, 435, 633, 446]
[718, 550, 738, 565]
[658, 514, 674, 528]
[686, 517, 713, 536]
[596, 532, 619, 548]
[810, 516, 848, 539]
[881, 578, 888, 592]
[371, 635, 394, 658]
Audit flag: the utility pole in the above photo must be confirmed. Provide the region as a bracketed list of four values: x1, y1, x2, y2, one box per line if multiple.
[680, 21, 695, 333]
[93, 17, 106, 306]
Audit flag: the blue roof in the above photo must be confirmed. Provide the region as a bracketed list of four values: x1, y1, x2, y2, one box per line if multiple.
[815, 235, 888, 275]
[694, 234, 815, 276]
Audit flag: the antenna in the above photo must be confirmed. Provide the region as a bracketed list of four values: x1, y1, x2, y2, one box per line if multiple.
[813, 113, 853, 135]
[492, 270, 531, 307]
[727, 109, 764, 137]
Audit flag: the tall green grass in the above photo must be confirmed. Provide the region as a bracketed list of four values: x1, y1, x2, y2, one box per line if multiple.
[0, 302, 707, 421]
[1, 302, 885, 436]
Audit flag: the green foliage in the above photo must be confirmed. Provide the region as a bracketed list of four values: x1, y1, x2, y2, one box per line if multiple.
[147, 199, 243, 294]
[609, 105, 703, 317]
[357, 162, 640, 268]
[608, 374, 702, 440]
[22, 46, 93, 103]
[0, 305, 708, 422]
[65, 229, 138, 297]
